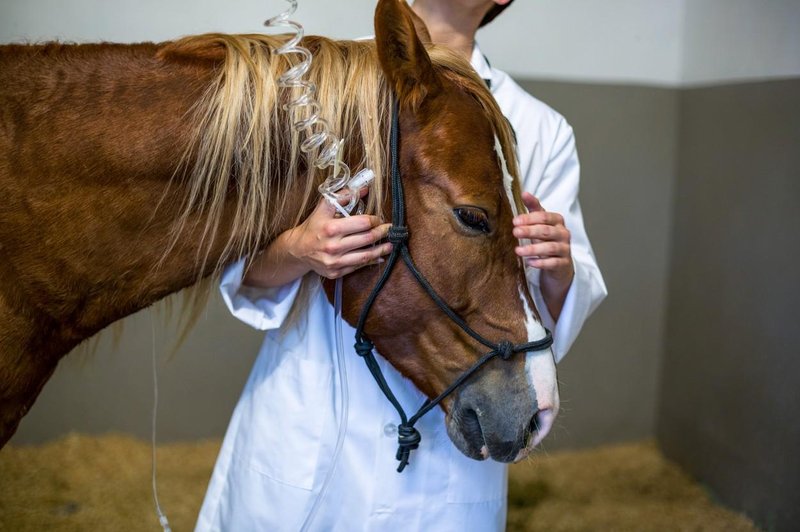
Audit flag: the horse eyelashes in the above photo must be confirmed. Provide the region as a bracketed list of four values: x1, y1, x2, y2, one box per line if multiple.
[454, 207, 491, 234]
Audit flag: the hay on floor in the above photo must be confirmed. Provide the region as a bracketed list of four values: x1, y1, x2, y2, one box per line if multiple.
[0, 435, 757, 531]
[506, 441, 757, 531]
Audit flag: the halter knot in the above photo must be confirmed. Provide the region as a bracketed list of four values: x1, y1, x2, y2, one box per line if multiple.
[387, 225, 409, 244]
[395, 423, 422, 472]
[354, 339, 374, 358]
[497, 340, 515, 361]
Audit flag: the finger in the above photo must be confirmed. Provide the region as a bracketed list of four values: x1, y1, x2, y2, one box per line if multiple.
[521, 192, 544, 212]
[513, 224, 569, 242]
[321, 214, 384, 238]
[512, 210, 564, 227]
[331, 257, 386, 279]
[337, 223, 392, 253]
[316, 191, 365, 218]
[336, 243, 393, 268]
[515, 241, 570, 259]
[525, 256, 572, 271]
[333, 185, 372, 206]
[313, 196, 340, 219]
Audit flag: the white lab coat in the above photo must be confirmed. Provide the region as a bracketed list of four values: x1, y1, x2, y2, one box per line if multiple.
[195, 44, 606, 532]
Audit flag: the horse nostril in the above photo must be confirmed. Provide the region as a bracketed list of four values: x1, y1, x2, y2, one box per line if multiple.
[527, 408, 556, 449]
[528, 411, 540, 435]
[460, 407, 483, 442]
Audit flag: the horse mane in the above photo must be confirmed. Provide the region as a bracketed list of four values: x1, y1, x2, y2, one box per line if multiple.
[156, 32, 522, 325]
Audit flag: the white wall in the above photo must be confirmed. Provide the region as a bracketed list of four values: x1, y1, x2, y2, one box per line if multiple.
[681, 0, 800, 86]
[3, 0, 798, 86]
[0, 0, 686, 86]
[0, 0, 376, 43]
[478, 0, 686, 86]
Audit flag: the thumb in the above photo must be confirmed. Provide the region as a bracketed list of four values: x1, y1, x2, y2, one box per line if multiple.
[313, 196, 339, 219]
[522, 192, 544, 212]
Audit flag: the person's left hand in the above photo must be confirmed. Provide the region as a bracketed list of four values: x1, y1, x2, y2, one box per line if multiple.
[512, 192, 574, 319]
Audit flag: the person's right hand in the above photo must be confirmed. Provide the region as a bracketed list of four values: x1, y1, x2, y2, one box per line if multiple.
[286, 197, 393, 279]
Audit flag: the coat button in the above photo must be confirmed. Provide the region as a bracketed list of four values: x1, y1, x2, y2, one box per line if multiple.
[383, 423, 397, 437]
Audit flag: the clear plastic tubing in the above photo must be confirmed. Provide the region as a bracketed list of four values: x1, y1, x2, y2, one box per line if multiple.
[264, 1, 370, 529]
[264, 0, 374, 217]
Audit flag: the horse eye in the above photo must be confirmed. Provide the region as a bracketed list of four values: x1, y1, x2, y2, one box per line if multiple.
[454, 207, 491, 234]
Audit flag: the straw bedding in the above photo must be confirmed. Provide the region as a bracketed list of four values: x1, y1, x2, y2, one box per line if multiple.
[0, 435, 757, 531]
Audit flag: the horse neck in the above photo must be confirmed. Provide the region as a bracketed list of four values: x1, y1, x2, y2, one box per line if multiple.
[0, 37, 386, 361]
[0, 42, 300, 358]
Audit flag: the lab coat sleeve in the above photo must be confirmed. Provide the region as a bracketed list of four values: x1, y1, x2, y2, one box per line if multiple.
[219, 258, 302, 331]
[526, 119, 607, 363]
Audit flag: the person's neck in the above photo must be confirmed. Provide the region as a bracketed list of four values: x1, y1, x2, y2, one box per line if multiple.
[412, 0, 486, 60]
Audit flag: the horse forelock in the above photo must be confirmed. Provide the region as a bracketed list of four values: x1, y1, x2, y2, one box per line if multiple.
[426, 45, 524, 214]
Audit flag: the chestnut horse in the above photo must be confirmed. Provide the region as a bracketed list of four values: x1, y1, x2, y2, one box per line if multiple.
[0, 0, 558, 461]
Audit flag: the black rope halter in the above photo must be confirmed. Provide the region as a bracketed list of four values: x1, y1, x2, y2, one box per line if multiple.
[353, 98, 554, 472]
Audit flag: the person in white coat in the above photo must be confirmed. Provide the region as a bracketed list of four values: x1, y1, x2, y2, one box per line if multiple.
[196, 1, 607, 530]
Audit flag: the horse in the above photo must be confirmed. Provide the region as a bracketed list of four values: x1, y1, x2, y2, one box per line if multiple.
[0, 0, 558, 462]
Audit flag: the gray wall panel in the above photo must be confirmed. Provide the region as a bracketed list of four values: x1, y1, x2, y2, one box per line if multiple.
[519, 81, 678, 448]
[11, 292, 263, 443]
[658, 78, 800, 530]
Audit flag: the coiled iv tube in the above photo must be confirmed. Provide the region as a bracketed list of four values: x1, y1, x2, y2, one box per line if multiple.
[264, 3, 368, 530]
[264, 0, 374, 216]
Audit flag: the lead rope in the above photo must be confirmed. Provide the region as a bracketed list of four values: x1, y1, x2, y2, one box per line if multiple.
[353, 99, 553, 472]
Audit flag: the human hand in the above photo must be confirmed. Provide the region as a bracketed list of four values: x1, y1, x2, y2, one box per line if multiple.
[512, 192, 574, 319]
[286, 196, 393, 279]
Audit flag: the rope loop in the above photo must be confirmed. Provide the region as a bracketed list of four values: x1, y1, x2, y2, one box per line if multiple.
[387, 225, 409, 244]
[354, 339, 374, 358]
[395, 423, 422, 472]
[497, 340, 514, 361]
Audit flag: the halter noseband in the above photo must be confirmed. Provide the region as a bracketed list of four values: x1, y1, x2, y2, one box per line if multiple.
[353, 98, 553, 472]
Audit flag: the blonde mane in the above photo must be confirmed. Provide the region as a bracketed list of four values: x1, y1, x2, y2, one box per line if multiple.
[159, 33, 521, 322]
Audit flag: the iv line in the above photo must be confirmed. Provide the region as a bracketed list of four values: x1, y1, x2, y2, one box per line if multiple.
[264, 0, 374, 217]
[151, 313, 172, 532]
[264, 1, 371, 529]
[153, 3, 376, 529]
[299, 276, 350, 531]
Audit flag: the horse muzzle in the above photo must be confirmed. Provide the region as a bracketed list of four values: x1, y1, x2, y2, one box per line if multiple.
[445, 354, 559, 462]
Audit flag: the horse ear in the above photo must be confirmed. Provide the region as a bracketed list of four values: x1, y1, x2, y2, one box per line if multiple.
[375, 0, 442, 109]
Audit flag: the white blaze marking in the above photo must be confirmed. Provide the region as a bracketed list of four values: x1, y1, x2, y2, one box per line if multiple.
[494, 136, 518, 218]
[495, 135, 559, 453]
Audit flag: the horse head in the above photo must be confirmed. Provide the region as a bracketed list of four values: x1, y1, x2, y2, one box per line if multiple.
[337, 0, 559, 463]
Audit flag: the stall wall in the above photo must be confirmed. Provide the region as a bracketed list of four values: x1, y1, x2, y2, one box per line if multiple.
[655, 3, 800, 528]
[658, 78, 800, 532]
[519, 82, 678, 448]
